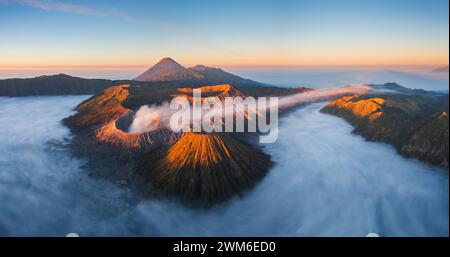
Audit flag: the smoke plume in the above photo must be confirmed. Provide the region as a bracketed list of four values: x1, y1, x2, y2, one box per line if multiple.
[128, 84, 369, 133]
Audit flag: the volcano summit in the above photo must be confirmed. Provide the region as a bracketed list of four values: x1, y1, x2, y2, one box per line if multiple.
[134, 57, 261, 86]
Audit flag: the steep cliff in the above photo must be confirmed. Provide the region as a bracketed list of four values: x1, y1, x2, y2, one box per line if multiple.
[135, 133, 272, 205]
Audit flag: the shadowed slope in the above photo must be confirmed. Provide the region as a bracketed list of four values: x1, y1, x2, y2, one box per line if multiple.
[135, 133, 272, 205]
[401, 111, 449, 166]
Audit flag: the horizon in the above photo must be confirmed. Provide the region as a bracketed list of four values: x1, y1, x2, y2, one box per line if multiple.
[1, 58, 448, 91]
[1, 0, 449, 69]
[0, 56, 448, 81]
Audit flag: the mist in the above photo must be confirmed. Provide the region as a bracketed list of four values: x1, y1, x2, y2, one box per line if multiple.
[229, 68, 449, 91]
[0, 96, 447, 236]
[130, 103, 448, 236]
[0, 96, 139, 236]
[128, 85, 369, 133]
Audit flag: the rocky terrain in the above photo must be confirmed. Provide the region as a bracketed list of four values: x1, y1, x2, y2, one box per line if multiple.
[63, 83, 288, 206]
[0, 58, 265, 97]
[321, 84, 449, 167]
[135, 132, 271, 205]
[134, 57, 262, 86]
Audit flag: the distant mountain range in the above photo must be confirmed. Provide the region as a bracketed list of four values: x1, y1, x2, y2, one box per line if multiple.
[134, 57, 262, 86]
[0, 74, 119, 96]
[322, 85, 449, 167]
[433, 66, 449, 73]
[0, 58, 263, 96]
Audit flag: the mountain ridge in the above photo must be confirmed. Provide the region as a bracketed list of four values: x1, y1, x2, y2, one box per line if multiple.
[321, 90, 449, 167]
[0, 73, 118, 96]
[433, 66, 449, 73]
[134, 57, 262, 86]
[63, 83, 284, 206]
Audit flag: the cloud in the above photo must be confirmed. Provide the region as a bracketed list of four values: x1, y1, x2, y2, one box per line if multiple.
[2, 0, 112, 16]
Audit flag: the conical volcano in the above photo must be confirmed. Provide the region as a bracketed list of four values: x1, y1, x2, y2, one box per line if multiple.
[135, 132, 272, 205]
[134, 57, 203, 82]
[133, 57, 262, 86]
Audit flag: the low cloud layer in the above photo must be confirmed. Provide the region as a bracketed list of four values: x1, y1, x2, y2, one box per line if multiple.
[128, 85, 369, 133]
[0, 96, 447, 236]
[0, 0, 110, 16]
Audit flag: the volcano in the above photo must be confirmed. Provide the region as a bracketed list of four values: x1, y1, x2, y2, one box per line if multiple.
[63, 82, 281, 206]
[134, 57, 261, 86]
[130, 84, 271, 205]
[135, 132, 272, 205]
[433, 66, 449, 73]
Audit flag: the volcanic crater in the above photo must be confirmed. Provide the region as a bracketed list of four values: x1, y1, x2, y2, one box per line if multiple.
[64, 83, 277, 206]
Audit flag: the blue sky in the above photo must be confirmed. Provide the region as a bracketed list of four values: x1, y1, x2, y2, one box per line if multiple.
[0, 0, 448, 67]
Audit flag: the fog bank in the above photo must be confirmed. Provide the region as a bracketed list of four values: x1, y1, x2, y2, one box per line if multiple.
[0, 97, 447, 236]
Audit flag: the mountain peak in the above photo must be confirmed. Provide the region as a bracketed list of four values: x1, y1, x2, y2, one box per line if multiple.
[157, 57, 180, 65]
[134, 57, 202, 82]
[134, 58, 262, 86]
[153, 57, 185, 70]
[138, 132, 272, 205]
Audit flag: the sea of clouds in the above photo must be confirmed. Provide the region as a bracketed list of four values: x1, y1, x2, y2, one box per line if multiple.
[230, 68, 449, 91]
[0, 93, 447, 236]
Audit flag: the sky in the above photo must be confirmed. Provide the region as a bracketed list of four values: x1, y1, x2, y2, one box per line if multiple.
[0, 0, 449, 68]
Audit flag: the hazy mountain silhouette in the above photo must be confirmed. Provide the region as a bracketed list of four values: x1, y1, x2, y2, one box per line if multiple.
[134, 57, 262, 86]
[321, 85, 449, 167]
[0, 74, 118, 96]
[433, 66, 449, 73]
